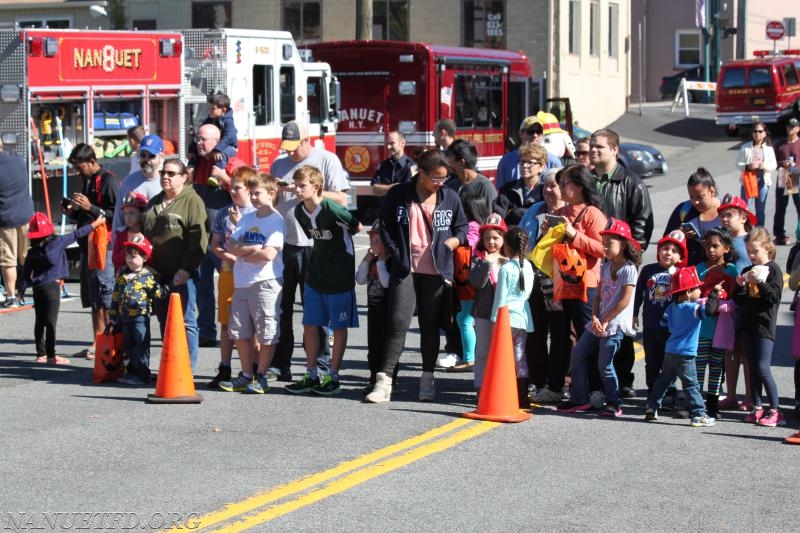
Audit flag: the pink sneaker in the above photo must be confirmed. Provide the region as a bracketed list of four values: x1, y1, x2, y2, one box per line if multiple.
[558, 402, 593, 413]
[757, 409, 785, 427]
[744, 407, 764, 423]
[600, 405, 623, 418]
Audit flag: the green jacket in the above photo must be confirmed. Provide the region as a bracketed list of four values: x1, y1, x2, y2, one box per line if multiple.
[142, 186, 208, 280]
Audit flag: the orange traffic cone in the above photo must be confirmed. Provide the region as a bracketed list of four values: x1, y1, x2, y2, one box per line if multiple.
[147, 292, 203, 404]
[785, 432, 800, 445]
[464, 306, 531, 423]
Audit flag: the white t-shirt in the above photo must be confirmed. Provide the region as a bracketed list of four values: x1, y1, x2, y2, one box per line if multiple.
[271, 148, 349, 247]
[230, 209, 285, 287]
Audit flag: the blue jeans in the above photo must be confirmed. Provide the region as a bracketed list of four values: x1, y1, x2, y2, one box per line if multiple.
[648, 353, 707, 418]
[569, 329, 623, 407]
[196, 248, 220, 340]
[741, 180, 769, 227]
[154, 276, 199, 370]
[121, 315, 151, 379]
[550, 288, 596, 393]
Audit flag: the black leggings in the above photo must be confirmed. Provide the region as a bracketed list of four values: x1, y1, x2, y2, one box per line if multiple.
[33, 281, 61, 358]
[381, 273, 447, 374]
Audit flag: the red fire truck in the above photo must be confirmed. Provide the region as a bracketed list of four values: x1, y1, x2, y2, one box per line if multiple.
[0, 29, 184, 219]
[716, 49, 800, 134]
[181, 28, 339, 171]
[307, 40, 535, 213]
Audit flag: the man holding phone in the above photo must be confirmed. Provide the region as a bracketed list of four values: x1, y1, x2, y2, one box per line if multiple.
[773, 118, 800, 245]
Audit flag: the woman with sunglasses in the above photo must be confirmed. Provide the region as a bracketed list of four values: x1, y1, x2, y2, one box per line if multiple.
[736, 122, 777, 226]
[366, 150, 468, 404]
[574, 137, 592, 169]
[142, 158, 209, 370]
[493, 143, 547, 226]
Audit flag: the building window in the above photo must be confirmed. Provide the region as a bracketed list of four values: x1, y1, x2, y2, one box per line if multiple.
[132, 19, 157, 30]
[462, 1, 505, 49]
[675, 30, 702, 67]
[374, 1, 409, 41]
[608, 3, 618, 58]
[568, 0, 580, 55]
[192, 1, 231, 28]
[17, 18, 70, 28]
[283, 1, 321, 42]
[589, 0, 600, 56]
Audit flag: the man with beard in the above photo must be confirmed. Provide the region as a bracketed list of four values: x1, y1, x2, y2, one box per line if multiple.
[112, 134, 165, 239]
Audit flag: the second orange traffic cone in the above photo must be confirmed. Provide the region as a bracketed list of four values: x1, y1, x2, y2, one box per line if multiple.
[147, 292, 203, 404]
[464, 306, 531, 423]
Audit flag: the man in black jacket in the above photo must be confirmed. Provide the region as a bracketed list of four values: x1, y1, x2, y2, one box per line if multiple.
[590, 128, 654, 397]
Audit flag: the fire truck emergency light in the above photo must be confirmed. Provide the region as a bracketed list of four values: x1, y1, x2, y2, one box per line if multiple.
[160, 38, 182, 57]
[26, 36, 58, 57]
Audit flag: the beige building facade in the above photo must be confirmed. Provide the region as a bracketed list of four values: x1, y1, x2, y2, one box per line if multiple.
[0, 0, 632, 129]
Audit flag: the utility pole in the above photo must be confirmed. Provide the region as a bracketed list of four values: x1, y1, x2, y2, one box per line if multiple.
[357, 0, 373, 40]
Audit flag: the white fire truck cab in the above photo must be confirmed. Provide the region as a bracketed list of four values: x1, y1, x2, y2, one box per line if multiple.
[181, 28, 338, 172]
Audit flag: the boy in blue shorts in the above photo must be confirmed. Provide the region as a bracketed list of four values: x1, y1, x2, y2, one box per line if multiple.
[285, 165, 362, 396]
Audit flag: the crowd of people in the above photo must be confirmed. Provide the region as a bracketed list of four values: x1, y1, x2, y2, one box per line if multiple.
[2, 100, 800, 437]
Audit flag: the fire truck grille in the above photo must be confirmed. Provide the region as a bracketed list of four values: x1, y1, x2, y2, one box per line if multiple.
[0, 31, 28, 158]
[181, 29, 228, 98]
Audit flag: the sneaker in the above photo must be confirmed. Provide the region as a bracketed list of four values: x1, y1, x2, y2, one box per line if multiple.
[530, 387, 563, 404]
[644, 409, 658, 421]
[774, 235, 790, 246]
[690, 415, 716, 427]
[757, 409, 786, 427]
[601, 405, 623, 418]
[1, 297, 19, 309]
[219, 372, 253, 392]
[558, 401, 594, 413]
[266, 366, 293, 381]
[435, 353, 459, 369]
[208, 364, 232, 389]
[365, 372, 392, 403]
[245, 374, 269, 394]
[744, 407, 764, 423]
[311, 374, 341, 396]
[118, 374, 146, 385]
[285, 373, 320, 394]
[620, 387, 636, 399]
[561, 387, 571, 401]
[419, 372, 436, 401]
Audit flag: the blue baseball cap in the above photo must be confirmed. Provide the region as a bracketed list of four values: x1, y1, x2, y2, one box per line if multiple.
[139, 135, 164, 156]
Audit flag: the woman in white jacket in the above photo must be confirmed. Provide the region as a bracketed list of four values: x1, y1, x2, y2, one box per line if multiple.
[736, 122, 777, 226]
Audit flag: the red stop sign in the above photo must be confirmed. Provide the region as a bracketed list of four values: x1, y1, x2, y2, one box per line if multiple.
[766, 21, 785, 40]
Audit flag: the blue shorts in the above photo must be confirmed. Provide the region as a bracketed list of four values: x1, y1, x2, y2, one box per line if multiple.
[302, 284, 359, 329]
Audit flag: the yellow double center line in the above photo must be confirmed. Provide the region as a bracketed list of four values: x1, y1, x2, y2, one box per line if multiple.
[195, 418, 499, 531]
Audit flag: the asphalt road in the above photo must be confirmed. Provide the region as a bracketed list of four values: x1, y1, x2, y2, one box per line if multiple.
[2, 103, 799, 532]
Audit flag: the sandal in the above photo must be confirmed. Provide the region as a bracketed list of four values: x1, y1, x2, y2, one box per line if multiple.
[48, 355, 70, 365]
[84, 349, 95, 360]
[35, 356, 48, 363]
